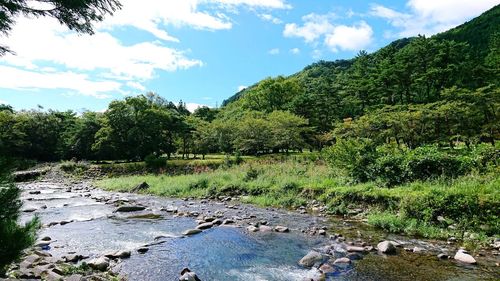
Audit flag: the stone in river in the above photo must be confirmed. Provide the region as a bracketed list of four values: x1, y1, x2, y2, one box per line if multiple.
[137, 247, 149, 254]
[274, 226, 289, 233]
[333, 257, 351, 264]
[319, 263, 335, 273]
[196, 222, 214, 230]
[298, 251, 324, 267]
[258, 225, 273, 232]
[246, 225, 258, 232]
[346, 246, 365, 252]
[454, 249, 477, 264]
[183, 229, 202, 236]
[377, 241, 397, 254]
[88, 256, 110, 271]
[114, 205, 146, 212]
[179, 267, 201, 281]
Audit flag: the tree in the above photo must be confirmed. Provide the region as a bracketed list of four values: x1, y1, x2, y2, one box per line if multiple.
[0, 0, 122, 55]
[268, 110, 308, 153]
[0, 159, 39, 276]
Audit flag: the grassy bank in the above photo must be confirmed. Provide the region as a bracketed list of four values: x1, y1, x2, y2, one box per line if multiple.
[95, 159, 499, 245]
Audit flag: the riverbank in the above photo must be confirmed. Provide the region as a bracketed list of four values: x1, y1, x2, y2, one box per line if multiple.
[95, 159, 499, 246]
[6, 166, 499, 280]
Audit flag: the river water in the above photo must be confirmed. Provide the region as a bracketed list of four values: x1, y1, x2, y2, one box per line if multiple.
[18, 179, 499, 281]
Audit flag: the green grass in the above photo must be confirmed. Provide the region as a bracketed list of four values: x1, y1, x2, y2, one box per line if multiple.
[95, 159, 499, 245]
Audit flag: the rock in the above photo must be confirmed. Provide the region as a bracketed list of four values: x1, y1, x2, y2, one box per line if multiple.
[114, 205, 146, 212]
[179, 268, 201, 281]
[23, 207, 37, 213]
[413, 247, 424, 253]
[346, 246, 365, 252]
[131, 181, 149, 192]
[88, 256, 110, 271]
[29, 190, 41, 194]
[454, 250, 477, 264]
[298, 251, 323, 267]
[183, 229, 202, 236]
[63, 254, 83, 263]
[41, 236, 52, 241]
[196, 222, 214, 230]
[59, 220, 72, 225]
[222, 219, 234, 225]
[333, 257, 351, 264]
[66, 274, 83, 281]
[274, 226, 289, 233]
[34, 250, 52, 257]
[259, 225, 273, 232]
[346, 253, 363, 260]
[437, 253, 449, 259]
[377, 241, 397, 254]
[203, 217, 216, 222]
[137, 247, 149, 254]
[105, 250, 131, 259]
[319, 263, 335, 273]
[36, 241, 51, 247]
[127, 213, 162, 219]
[246, 226, 258, 232]
[318, 229, 326, 236]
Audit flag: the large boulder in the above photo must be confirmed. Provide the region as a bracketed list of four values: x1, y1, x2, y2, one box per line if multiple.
[298, 251, 323, 267]
[377, 241, 397, 254]
[196, 222, 214, 230]
[274, 226, 289, 233]
[88, 256, 110, 271]
[454, 249, 477, 264]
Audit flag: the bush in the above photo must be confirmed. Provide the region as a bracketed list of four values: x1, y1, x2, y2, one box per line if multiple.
[144, 155, 167, 170]
[60, 160, 90, 174]
[323, 138, 377, 182]
[0, 159, 40, 276]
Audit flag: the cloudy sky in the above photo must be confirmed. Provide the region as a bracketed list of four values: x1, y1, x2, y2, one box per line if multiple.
[0, 0, 498, 112]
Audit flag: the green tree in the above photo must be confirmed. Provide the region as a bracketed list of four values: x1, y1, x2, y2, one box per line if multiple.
[0, 159, 39, 276]
[268, 110, 308, 153]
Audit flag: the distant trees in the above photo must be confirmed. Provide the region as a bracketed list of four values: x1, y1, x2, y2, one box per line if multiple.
[0, 0, 122, 55]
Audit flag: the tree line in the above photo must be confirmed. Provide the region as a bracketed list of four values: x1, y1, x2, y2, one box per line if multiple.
[0, 93, 309, 162]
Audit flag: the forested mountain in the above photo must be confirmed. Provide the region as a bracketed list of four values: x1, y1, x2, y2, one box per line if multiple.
[222, 4, 499, 145]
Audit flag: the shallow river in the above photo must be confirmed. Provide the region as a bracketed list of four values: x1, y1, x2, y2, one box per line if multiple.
[19, 179, 499, 281]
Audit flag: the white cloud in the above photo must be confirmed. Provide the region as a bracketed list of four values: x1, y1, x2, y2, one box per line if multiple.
[237, 85, 247, 91]
[2, 18, 203, 80]
[100, 0, 291, 41]
[290, 48, 300, 54]
[0, 99, 8, 105]
[324, 21, 373, 52]
[215, 0, 291, 9]
[0, 65, 120, 99]
[259, 14, 283, 24]
[284, 13, 373, 53]
[283, 13, 335, 43]
[185, 102, 210, 112]
[371, 0, 499, 36]
[126, 81, 146, 92]
[268, 48, 280, 55]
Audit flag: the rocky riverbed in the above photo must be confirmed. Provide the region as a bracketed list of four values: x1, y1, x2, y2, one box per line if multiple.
[4, 169, 500, 280]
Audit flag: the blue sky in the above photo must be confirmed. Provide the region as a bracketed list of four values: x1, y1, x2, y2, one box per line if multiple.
[0, 0, 498, 112]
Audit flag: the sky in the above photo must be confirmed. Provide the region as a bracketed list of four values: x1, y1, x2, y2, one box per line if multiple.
[0, 0, 498, 112]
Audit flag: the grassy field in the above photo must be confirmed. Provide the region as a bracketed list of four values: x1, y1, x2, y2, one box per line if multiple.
[95, 157, 499, 245]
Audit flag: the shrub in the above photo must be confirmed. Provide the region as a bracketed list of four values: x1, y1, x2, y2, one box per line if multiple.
[144, 155, 167, 170]
[0, 159, 40, 276]
[323, 138, 377, 182]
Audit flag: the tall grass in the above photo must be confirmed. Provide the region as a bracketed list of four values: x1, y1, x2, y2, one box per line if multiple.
[95, 160, 499, 243]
